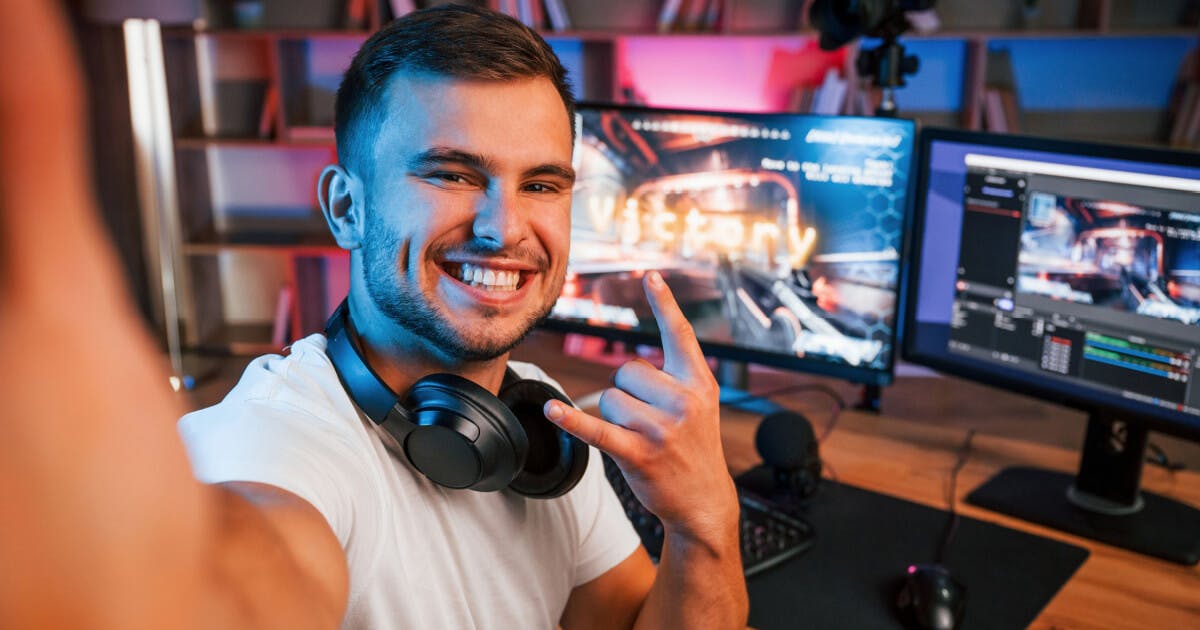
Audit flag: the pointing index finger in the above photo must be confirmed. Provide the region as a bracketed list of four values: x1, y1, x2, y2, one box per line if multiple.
[644, 271, 707, 379]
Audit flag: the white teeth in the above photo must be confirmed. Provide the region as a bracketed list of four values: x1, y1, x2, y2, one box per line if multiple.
[455, 263, 521, 291]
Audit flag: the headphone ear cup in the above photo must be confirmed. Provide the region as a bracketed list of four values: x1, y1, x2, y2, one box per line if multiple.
[403, 373, 529, 492]
[499, 379, 589, 499]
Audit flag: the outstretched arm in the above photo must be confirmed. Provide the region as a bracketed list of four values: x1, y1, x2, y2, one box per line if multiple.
[0, 2, 346, 628]
[552, 271, 748, 629]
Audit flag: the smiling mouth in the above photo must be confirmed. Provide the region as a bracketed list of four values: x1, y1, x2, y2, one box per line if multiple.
[442, 262, 530, 292]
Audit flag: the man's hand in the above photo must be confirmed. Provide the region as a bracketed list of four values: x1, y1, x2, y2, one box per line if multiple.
[544, 271, 739, 548]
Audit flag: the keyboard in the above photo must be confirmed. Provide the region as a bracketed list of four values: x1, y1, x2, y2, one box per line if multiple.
[602, 455, 815, 577]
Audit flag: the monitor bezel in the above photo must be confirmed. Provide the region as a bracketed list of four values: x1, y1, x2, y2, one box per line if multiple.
[542, 102, 920, 387]
[902, 126, 1200, 441]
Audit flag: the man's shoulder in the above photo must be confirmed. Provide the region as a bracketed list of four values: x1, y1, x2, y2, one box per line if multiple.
[181, 333, 349, 428]
[506, 359, 551, 383]
[507, 360, 571, 398]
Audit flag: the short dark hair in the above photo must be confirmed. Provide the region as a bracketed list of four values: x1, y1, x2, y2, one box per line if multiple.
[334, 4, 575, 173]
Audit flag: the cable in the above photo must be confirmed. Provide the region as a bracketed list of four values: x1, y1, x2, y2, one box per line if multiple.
[1145, 441, 1186, 473]
[721, 382, 848, 443]
[936, 429, 977, 565]
[721, 381, 848, 409]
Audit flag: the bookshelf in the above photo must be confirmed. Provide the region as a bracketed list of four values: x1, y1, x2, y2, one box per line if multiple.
[157, 0, 1199, 356]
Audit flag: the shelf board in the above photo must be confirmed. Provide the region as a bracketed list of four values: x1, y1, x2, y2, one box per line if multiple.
[534, 27, 1200, 41]
[184, 233, 343, 256]
[542, 28, 824, 40]
[159, 25, 1200, 49]
[175, 136, 335, 150]
[163, 26, 370, 40]
[923, 27, 1200, 40]
[192, 322, 280, 356]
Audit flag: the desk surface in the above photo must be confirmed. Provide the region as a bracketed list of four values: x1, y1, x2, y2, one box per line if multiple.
[513, 332, 1200, 630]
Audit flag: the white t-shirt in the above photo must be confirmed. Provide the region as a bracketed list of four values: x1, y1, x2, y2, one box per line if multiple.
[179, 334, 641, 629]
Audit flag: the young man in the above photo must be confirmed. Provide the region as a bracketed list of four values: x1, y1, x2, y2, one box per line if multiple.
[181, 5, 747, 627]
[2, 3, 747, 628]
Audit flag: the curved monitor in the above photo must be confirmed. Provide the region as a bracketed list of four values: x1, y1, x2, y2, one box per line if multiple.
[543, 104, 917, 386]
[904, 127, 1200, 441]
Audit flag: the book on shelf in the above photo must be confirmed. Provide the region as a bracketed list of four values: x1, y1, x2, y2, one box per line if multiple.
[257, 84, 279, 139]
[846, 84, 882, 117]
[980, 87, 1020, 134]
[493, 0, 519, 19]
[786, 84, 815, 114]
[666, 0, 724, 32]
[702, 0, 724, 31]
[1168, 49, 1200, 148]
[982, 88, 1008, 133]
[271, 284, 294, 349]
[294, 258, 328, 339]
[345, 0, 368, 28]
[998, 89, 1020, 133]
[515, 0, 544, 28]
[388, 0, 418, 19]
[1171, 84, 1200, 148]
[543, 0, 570, 31]
[657, 0, 685, 32]
[982, 49, 1021, 133]
[289, 255, 351, 338]
[678, 0, 706, 31]
[810, 68, 847, 115]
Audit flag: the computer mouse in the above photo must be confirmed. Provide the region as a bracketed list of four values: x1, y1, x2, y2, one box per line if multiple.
[894, 563, 966, 630]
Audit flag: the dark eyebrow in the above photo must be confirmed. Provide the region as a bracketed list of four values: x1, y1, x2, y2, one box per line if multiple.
[525, 163, 576, 185]
[407, 147, 496, 174]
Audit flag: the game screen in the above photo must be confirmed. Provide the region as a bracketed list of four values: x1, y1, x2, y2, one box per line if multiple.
[548, 106, 915, 380]
[1018, 192, 1200, 326]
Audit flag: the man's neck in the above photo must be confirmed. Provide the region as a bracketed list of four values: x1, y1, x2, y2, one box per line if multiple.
[347, 297, 509, 397]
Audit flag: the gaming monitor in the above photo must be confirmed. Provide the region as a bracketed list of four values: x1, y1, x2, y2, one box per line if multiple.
[543, 104, 917, 387]
[904, 127, 1200, 564]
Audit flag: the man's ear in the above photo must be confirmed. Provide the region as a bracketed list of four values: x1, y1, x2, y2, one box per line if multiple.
[318, 164, 364, 250]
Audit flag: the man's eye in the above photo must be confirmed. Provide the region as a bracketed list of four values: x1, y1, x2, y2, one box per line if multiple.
[433, 172, 469, 184]
[525, 182, 560, 193]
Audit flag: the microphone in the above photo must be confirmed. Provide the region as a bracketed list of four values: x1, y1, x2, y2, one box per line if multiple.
[753, 410, 822, 500]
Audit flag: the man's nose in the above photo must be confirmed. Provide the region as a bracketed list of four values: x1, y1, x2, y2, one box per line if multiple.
[473, 188, 525, 247]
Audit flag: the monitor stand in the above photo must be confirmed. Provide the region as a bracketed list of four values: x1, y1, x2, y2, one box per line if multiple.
[967, 412, 1200, 565]
[716, 359, 784, 416]
[714, 359, 884, 415]
[854, 384, 881, 413]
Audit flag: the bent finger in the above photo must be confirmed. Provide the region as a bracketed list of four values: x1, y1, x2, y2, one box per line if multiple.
[544, 400, 640, 461]
[612, 358, 683, 411]
[596, 387, 671, 440]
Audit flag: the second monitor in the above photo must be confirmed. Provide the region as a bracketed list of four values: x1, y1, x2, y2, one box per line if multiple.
[544, 104, 917, 386]
[904, 127, 1200, 564]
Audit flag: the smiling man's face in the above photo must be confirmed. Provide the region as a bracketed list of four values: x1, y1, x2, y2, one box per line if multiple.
[358, 72, 574, 361]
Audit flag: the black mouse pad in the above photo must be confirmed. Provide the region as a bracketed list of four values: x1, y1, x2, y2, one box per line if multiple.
[742, 476, 1089, 630]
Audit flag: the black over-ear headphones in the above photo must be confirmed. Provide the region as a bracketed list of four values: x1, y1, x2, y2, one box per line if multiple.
[324, 300, 588, 499]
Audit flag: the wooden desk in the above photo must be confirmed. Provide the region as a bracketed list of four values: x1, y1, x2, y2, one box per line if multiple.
[513, 332, 1200, 630]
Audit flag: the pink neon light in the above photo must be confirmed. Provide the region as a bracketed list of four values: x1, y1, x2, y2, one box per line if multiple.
[617, 36, 848, 112]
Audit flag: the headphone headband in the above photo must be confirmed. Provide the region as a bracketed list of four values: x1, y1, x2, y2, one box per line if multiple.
[324, 300, 407, 425]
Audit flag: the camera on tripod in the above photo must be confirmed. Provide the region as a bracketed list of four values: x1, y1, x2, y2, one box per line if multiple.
[809, 0, 937, 117]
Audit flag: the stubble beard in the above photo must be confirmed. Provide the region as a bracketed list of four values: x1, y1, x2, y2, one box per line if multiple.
[361, 210, 561, 362]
